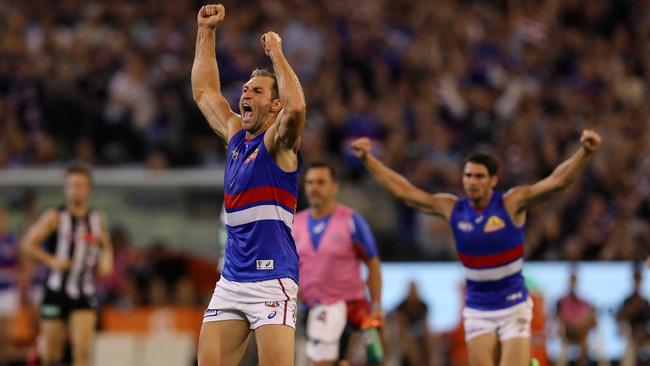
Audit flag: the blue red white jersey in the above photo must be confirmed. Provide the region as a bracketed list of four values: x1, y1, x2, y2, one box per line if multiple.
[221, 130, 301, 284]
[450, 191, 527, 310]
[0, 233, 19, 291]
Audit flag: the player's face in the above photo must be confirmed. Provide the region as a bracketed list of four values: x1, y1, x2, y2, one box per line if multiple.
[239, 76, 279, 132]
[64, 173, 92, 204]
[304, 167, 338, 208]
[462, 162, 496, 200]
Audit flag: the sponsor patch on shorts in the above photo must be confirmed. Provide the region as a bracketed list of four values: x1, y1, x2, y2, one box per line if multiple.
[41, 304, 61, 317]
[256, 260, 274, 270]
[204, 309, 219, 317]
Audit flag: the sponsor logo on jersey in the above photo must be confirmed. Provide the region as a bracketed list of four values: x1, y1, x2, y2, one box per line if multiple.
[84, 233, 98, 245]
[331, 234, 344, 242]
[265, 301, 280, 308]
[231, 148, 239, 160]
[268, 311, 277, 319]
[457, 221, 474, 232]
[244, 148, 259, 164]
[256, 260, 274, 270]
[484, 215, 505, 233]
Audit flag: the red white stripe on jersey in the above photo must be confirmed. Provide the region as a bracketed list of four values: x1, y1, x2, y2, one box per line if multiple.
[223, 185, 297, 228]
[463, 258, 524, 282]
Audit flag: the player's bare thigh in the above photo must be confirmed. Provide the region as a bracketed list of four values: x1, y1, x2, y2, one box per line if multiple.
[255, 324, 295, 366]
[499, 336, 530, 366]
[69, 310, 97, 366]
[198, 319, 251, 366]
[467, 332, 499, 366]
[40, 319, 67, 363]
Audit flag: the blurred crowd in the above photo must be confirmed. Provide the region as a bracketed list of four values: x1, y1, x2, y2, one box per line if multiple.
[0, 0, 649, 260]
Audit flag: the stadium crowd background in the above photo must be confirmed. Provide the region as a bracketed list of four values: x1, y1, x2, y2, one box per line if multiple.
[0, 0, 649, 364]
[1, 0, 648, 261]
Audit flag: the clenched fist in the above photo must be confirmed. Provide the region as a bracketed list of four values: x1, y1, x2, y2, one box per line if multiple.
[350, 137, 372, 160]
[261, 32, 282, 56]
[580, 129, 601, 154]
[197, 4, 225, 29]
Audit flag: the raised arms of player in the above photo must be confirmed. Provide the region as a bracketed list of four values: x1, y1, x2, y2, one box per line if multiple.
[191, 4, 241, 142]
[97, 213, 113, 276]
[21, 209, 69, 271]
[261, 32, 307, 171]
[505, 129, 602, 219]
[351, 138, 457, 220]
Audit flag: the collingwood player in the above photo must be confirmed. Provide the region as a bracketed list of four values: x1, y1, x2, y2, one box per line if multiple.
[22, 164, 113, 366]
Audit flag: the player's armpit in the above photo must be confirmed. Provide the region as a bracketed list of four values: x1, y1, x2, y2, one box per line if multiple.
[273, 105, 306, 151]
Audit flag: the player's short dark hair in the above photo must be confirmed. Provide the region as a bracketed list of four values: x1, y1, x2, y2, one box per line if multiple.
[464, 152, 499, 176]
[250, 68, 279, 100]
[306, 162, 338, 182]
[65, 163, 93, 186]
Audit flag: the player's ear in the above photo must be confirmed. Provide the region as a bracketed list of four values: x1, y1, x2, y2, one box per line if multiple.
[270, 99, 283, 113]
[490, 175, 498, 188]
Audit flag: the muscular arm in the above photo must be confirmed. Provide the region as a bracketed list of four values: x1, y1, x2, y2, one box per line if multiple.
[268, 47, 306, 150]
[97, 213, 113, 276]
[356, 150, 457, 220]
[20, 209, 60, 269]
[505, 130, 602, 217]
[191, 5, 241, 142]
[262, 32, 306, 171]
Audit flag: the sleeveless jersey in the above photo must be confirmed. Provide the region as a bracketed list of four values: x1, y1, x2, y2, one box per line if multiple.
[450, 191, 527, 310]
[43, 207, 103, 299]
[293, 204, 377, 306]
[222, 130, 301, 283]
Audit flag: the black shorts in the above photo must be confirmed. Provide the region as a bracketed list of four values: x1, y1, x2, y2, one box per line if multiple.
[40, 288, 97, 320]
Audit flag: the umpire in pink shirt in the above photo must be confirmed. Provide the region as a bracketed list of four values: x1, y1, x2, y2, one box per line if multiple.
[293, 162, 383, 366]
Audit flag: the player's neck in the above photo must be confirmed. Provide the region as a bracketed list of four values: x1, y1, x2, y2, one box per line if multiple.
[470, 191, 492, 210]
[311, 202, 336, 219]
[245, 128, 266, 140]
[245, 116, 274, 140]
[66, 202, 89, 218]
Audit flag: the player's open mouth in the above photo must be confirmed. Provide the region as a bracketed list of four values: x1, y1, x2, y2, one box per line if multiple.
[242, 104, 253, 119]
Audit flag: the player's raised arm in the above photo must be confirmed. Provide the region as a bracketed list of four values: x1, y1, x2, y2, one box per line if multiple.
[351, 138, 457, 220]
[506, 129, 602, 214]
[191, 4, 241, 142]
[262, 32, 307, 155]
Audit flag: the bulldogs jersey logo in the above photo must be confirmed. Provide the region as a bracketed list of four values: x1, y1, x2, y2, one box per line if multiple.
[483, 216, 505, 233]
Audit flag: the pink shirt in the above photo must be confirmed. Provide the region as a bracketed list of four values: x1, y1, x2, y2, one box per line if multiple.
[294, 204, 368, 305]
